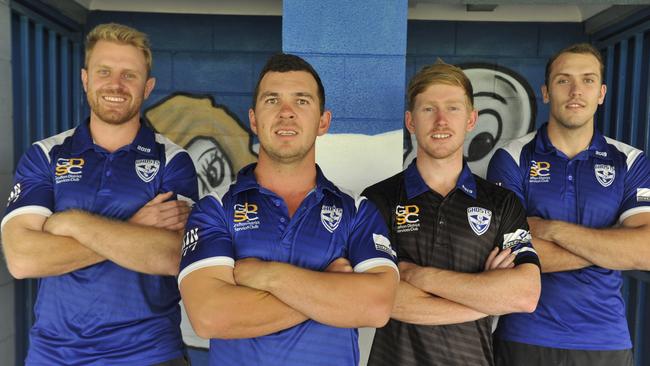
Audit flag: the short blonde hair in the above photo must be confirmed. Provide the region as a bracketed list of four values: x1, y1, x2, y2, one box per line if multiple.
[407, 60, 474, 111]
[85, 23, 153, 77]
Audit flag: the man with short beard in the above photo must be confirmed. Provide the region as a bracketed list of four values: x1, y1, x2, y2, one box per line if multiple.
[488, 43, 650, 366]
[178, 53, 399, 366]
[1, 23, 197, 365]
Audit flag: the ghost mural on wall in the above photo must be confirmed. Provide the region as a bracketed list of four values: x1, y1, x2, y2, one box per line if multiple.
[403, 63, 536, 178]
[145, 94, 258, 198]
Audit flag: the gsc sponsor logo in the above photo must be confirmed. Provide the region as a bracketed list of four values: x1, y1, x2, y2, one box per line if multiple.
[234, 202, 260, 232]
[182, 227, 199, 256]
[55, 158, 84, 184]
[529, 160, 550, 183]
[395, 204, 420, 233]
[7, 183, 21, 206]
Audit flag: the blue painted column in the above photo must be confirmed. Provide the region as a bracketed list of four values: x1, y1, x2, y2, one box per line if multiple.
[283, 0, 408, 193]
[282, 2, 407, 365]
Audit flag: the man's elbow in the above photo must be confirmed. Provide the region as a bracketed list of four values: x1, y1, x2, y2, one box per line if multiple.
[362, 294, 394, 328]
[6, 258, 36, 279]
[190, 310, 236, 339]
[513, 281, 541, 313]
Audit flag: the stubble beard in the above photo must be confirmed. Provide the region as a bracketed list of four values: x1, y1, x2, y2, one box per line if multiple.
[87, 89, 142, 125]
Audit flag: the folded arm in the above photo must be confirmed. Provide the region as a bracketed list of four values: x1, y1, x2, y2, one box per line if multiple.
[180, 265, 308, 339]
[234, 258, 399, 328]
[529, 213, 650, 271]
[531, 236, 592, 273]
[391, 280, 488, 325]
[401, 257, 540, 315]
[2, 213, 105, 279]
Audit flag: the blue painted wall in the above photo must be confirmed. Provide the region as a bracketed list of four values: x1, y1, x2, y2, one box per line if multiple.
[87, 11, 282, 126]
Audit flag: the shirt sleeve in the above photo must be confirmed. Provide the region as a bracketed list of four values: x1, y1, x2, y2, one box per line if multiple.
[347, 197, 398, 275]
[178, 194, 234, 285]
[1, 144, 54, 231]
[487, 148, 527, 208]
[619, 153, 650, 222]
[163, 150, 199, 204]
[496, 191, 540, 268]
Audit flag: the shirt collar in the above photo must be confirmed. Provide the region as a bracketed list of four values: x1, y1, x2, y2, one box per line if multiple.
[404, 159, 478, 200]
[70, 119, 157, 156]
[231, 163, 340, 197]
[535, 122, 609, 160]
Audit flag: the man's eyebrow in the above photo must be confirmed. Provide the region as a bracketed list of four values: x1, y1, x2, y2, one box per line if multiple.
[293, 92, 315, 99]
[259, 92, 279, 99]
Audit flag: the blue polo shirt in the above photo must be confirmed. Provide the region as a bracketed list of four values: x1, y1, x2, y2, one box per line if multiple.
[487, 123, 650, 350]
[179, 163, 398, 366]
[2, 121, 198, 365]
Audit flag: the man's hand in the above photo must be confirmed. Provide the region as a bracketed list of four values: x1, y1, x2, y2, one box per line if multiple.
[484, 247, 515, 271]
[325, 258, 353, 273]
[527, 217, 557, 242]
[129, 191, 190, 231]
[43, 210, 77, 237]
[234, 258, 274, 290]
[398, 261, 420, 283]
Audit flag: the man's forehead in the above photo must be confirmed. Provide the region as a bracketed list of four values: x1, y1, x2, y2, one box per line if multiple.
[418, 83, 468, 101]
[550, 52, 601, 76]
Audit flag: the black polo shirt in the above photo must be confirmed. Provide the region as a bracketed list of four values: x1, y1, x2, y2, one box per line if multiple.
[364, 160, 539, 366]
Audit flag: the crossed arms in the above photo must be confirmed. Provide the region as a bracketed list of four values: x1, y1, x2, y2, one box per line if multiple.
[179, 257, 399, 339]
[2, 191, 190, 278]
[528, 213, 650, 273]
[392, 247, 540, 326]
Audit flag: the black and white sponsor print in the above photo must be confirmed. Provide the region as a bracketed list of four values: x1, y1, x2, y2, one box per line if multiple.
[7, 183, 21, 206]
[321, 204, 343, 233]
[638, 188, 650, 202]
[594, 164, 615, 187]
[467, 207, 492, 236]
[372, 233, 397, 257]
[135, 159, 160, 183]
[182, 227, 199, 256]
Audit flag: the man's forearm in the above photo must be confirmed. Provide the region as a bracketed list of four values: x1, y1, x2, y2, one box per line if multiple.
[180, 268, 307, 339]
[538, 215, 650, 271]
[2, 215, 105, 279]
[239, 261, 398, 328]
[405, 264, 540, 315]
[533, 237, 591, 273]
[48, 210, 182, 275]
[392, 281, 488, 325]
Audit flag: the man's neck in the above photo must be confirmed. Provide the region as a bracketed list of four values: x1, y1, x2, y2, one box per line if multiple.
[254, 153, 318, 217]
[546, 119, 594, 159]
[89, 113, 140, 153]
[416, 151, 463, 197]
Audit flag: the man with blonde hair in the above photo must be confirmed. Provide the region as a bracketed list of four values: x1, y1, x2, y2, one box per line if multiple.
[365, 61, 541, 365]
[2, 23, 197, 365]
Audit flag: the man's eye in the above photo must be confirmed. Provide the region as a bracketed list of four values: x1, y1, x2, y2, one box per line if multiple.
[97, 69, 109, 76]
[557, 79, 568, 84]
[297, 99, 309, 105]
[123, 73, 136, 80]
[584, 78, 594, 84]
[265, 98, 278, 104]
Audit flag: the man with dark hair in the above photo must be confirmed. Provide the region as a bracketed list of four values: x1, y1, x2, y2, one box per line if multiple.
[365, 61, 541, 366]
[178, 53, 399, 366]
[488, 42, 650, 366]
[1, 23, 197, 365]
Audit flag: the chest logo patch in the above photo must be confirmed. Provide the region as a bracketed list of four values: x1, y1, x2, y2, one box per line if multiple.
[529, 160, 551, 183]
[233, 203, 259, 232]
[55, 158, 84, 184]
[321, 204, 343, 233]
[467, 207, 492, 236]
[7, 183, 21, 206]
[594, 164, 615, 187]
[395, 204, 420, 233]
[135, 159, 160, 183]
